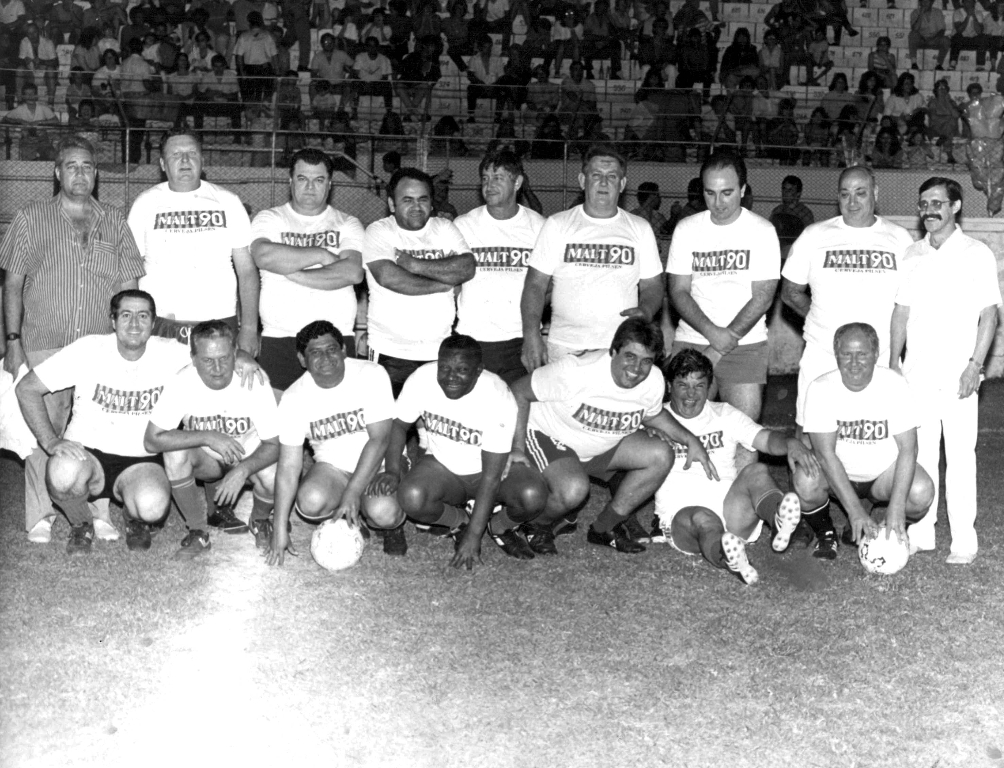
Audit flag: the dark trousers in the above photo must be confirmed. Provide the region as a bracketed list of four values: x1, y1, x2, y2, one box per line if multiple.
[239, 64, 275, 104]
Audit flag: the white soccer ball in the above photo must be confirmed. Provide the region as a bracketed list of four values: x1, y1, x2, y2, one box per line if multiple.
[310, 518, 366, 572]
[858, 527, 910, 575]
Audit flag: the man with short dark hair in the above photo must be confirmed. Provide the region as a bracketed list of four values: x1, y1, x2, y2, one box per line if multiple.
[520, 146, 664, 372]
[362, 167, 475, 395]
[769, 175, 814, 230]
[1, 135, 145, 544]
[145, 321, 279, 559]
[251, 148, 365, 391]
[890, 177, 1001, 564]
[350, 36, 394, 116]
[630, 181, 668, 234]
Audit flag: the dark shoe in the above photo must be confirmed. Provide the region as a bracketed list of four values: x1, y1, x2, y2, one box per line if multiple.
[174, 529, 211, 560]
[125, 518, 152, 551]
[620, 512, 649, 542]
[67, 522, 94, 555]
[587, 522, 646, 554]
[552, 511, 579, 537]
[491, 527, 535, 560]
[840, 527, 857, 547]
[813, 530, 838, 560]
[648, 515, 668, 544]
[207, 506, 249, 534]
[382, 524, 408, 556]
[524, 523, 558, 555]
[250, 518, 273, 550]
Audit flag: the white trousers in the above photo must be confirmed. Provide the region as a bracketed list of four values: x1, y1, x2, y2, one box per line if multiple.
[909, 387, 979, 555]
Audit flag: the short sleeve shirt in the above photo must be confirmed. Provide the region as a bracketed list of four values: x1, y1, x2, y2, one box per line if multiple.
[311, 49, 353, 83]
[149, 365, 280, 460]
[782, 215, 916, 360]
[362, 215, 471, 360]
[664, 400, 763, 489]
[667, 208, 781, 345]
[278, 358, 394, 472]
[250, 203, 365, 339]
[528, 350, 665, 461]
[353, 52, 392, 81]
[454, 205, 546, 342]
[527, 205, 662, 350]
[129, 181, 252, 322]
[33, 335, 189, 456]
[803, 366, 918, 482]
[396, 363, 516, 476]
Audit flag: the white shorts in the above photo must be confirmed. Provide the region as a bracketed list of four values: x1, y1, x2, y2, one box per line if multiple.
[654, 476, 763, 552]
[796, 345, 837, 427]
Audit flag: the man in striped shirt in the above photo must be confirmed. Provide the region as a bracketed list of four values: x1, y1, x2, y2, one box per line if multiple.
[0, 134, 145, 544]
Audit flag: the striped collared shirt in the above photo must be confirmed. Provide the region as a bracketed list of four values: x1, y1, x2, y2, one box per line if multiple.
[0, 195, 145, 353]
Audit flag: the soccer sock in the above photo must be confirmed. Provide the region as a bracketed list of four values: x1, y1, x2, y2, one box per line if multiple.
[57, 494, 92, 526]
[591, 503, 622, 533]
[801, 501, 835, 538]
[754, 488, 784, 524]
[204, 480, 220, 514]
[251, 491, 274, 524]
[171, 475, 207, 530]
[428, 503, 467, 531]
[487, 505, 518, 536]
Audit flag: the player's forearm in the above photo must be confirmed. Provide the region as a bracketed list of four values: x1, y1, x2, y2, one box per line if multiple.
[645, 408, 698, 448]
[383, 419, 411, 476]
[15, 375, 59, 448]
[727, 280, 778, 338]
[346, 433, 391, 500]
[236, 266, 260, 336]
[888, 438, 917, 514]
[669, 288, 721, 339]
[969, 305, 998, 366]
[520, 278, 548, 337]
[272, 457, 301, 532]
[815, 447, 868, 520]
[638, 276, 665, 321]
[251, 242, 334, 273]
[375, 262, 454, 295]
[763, 429, 795, 457]
[3, 272, 25, 334]
[780, 279, 810, 318]
[286, 260, 364, 290]
[402, 252, 476, 285]
[144, 427, 216, 454]
[237, 440, 279, 477]
[889, 304, 909, 367]
[466, 451, 507, 539]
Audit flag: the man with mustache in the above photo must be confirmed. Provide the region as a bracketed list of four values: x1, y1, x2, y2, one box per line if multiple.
[890, 177, 1002, 565]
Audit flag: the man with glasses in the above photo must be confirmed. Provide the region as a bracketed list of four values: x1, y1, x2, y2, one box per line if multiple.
[890, 177, 1002, 565]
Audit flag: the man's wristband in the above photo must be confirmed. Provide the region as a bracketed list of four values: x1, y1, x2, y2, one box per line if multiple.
[5, 332, 20, 341]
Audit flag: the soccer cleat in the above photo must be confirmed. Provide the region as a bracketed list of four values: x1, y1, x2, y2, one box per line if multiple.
[28, 517, 53, 544]
[587, 522, 646, 554]
[125, 518, 152, 551]
[620, 512, 649, 543]
[647, 515, 669, 544]
[249, 518, 273, 550]
[491, 527, 535, 560]
[92, 517, 120, 542]
[524, 523, 558, 555]
[382, 524, 408, 556]
[946, 551, 976, 565]
[66, 522, 94, 555]
[552, 511, 579, 537]
[722, 532, 758, 584]
[771, 492, 802, 552]
[813, 530, 839, 560]
[207, 506, 249, 534]
[174, 529, 211, 560]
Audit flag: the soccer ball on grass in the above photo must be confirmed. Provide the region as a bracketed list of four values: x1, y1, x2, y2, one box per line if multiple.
[858, 526, 910, 575]
[310, 518, 366, 572]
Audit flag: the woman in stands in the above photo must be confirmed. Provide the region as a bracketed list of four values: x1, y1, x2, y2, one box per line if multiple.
[884, 71, 926, 135]
[820, 72, 857, 120]
[720, 28, 760, 90]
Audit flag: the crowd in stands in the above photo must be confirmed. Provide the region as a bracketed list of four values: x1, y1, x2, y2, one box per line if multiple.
[0, 0, 1001, 166]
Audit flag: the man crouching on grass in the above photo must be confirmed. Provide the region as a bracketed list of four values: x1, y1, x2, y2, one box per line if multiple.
[650, 349, 820, 585]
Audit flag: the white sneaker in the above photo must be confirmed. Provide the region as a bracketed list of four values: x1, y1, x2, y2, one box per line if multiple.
[27, 517, 54, 543]
[722, 532, 759, 585]
[92, 518, 121, 542]
[909, 541, 935, 555]
[946, 551, 976, 565]
[771, 492, 802, 552]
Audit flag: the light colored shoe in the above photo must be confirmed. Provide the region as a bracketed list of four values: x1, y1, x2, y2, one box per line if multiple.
[722, 532, 759, 585]
[771, 492, 802, 552]
[27, 517, 54, 544]
[909, 541, 935, 555]
[92, 518, 121, 542]
[946, 551, 976, 565]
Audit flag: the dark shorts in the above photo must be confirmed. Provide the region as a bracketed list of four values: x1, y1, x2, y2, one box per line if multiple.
[849, 478, 876, 500]
[524, 428, 620, 481]
[153, 315, 239, 346]
[368, 349, 432, 397]
[479, 337, 528, 386]
[671, 340, 769, 386]
[260, 334, 356, 391]
[88, 448, 163, 501]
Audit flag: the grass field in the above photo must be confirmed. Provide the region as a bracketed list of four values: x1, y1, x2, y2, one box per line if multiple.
[2, 379, 1004, 768]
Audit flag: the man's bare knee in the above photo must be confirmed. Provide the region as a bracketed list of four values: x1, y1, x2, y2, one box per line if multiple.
[363, 494, 404, 529]
[46, 456, 91, 499]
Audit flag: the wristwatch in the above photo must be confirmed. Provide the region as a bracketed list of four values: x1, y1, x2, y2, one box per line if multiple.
[5, 332, 19, 341]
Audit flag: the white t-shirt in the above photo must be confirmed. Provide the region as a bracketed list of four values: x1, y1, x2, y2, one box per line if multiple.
[396, 363, 516, 476]
[782, 215, 916, 361]
[353, 52, 392, 81]
[528, 349, 665, 460]
[666, 209, 781, 345]
[898, 229, 1003, 393]
[149, 365, 280, 461]
[250, 203, 365, 339]
[33, 335, 189, 457]
[362, 215, 471, 361]
[278, 358, 394, 472]
[527, 205, 662, 350]
[454, 204, 546, 342]
[129, 181, 252, 322]
[803, 366, 917, 482]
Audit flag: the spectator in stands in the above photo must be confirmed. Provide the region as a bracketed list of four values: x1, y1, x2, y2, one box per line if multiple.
[50, 0, 85, 43]
[120, 7, 149, 53]
[65, 68, 93, 121]
[624, 76, 661, 151]
[677, 28, 714, 101]
[770, 174, 814, 229]
[885, 71, 927, 134]
[526, 64, 559, 121]
[281, 0, 311, 72]
[272, 27, 291, 76]
[496, 44, 532, 119]
[868, 35, 898, 89]
[310, 79, 339, 130]
[232, 0, 264, 34]
[730, 76, 757, 151]
[805, 25, 833, 86]
[351, 36, 394, 118]
[72, 28, 103, 84]
[466, 33, 504, 122]
[871, 127, 903, 168]
[720, 27, 759, 90]
[631, 182, 668, 232]
[758, 29, 784, 90]
[674, 0, 722, 77]
[98, 24, 119, 55]
[810, 0, 858, 45]
[581, 0, 622, 80]
[92, 49, 122, 115]
[638, 15, 675, 72]
[558, 60, 598, 127]
[820, 72, 856, 120]
[362, 8, 394, 52]
[396, 35, 441, 122]
[531, 113, 565, 159]
[752, 74, 779, 152]
[311, 33, 353, 106]
[665, 176, 704, 238]
[987, 2, 1004, 72]
[70, 98, 99, 132]
[764, 0, 804, 30]
[187, 31, 215, 73]
[412, 0, 443, 53]
[548, 7, 582, 77]
[522, 15, 552, 63]
[639, 0, 672, 44]
[442, 2, 472, 71]
[832, 104, 863, 165]
[0, 0, 26, 35]
[274, 69, 300, 128]
[382, 151, 401, 176]
[910, 0, 951, 70]
[194, 53, 242, 135]
[2, 83, 58, 125]
[473, 0, 512, 49]
[119, 36, 156, 163]
[235, 12, 278, 106]
[17, 21, 58, 105]
[857, 71, 885, 125]
[701, 93, 736, 146]
[927, 77, 962, 163]
[386, 0, 413, 65]
[166, 52, 199, 128]
[766, 96, 800, 165]
[803, 105, 831, 166]
[951, 0, 988, 70]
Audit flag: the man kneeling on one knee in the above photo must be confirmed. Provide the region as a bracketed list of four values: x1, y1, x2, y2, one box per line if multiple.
[799, 322, 935, 560]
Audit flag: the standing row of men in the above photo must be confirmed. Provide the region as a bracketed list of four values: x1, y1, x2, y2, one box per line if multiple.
[2, 132, 1000, 572]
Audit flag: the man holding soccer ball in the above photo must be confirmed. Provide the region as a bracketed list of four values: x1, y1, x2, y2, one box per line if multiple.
[799, 322, 935, 557]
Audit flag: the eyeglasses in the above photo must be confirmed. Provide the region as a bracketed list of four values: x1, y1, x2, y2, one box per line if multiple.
[917, 199, 951, 212]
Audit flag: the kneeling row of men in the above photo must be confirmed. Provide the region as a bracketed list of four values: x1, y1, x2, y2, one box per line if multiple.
[16, 289, 932, 583]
